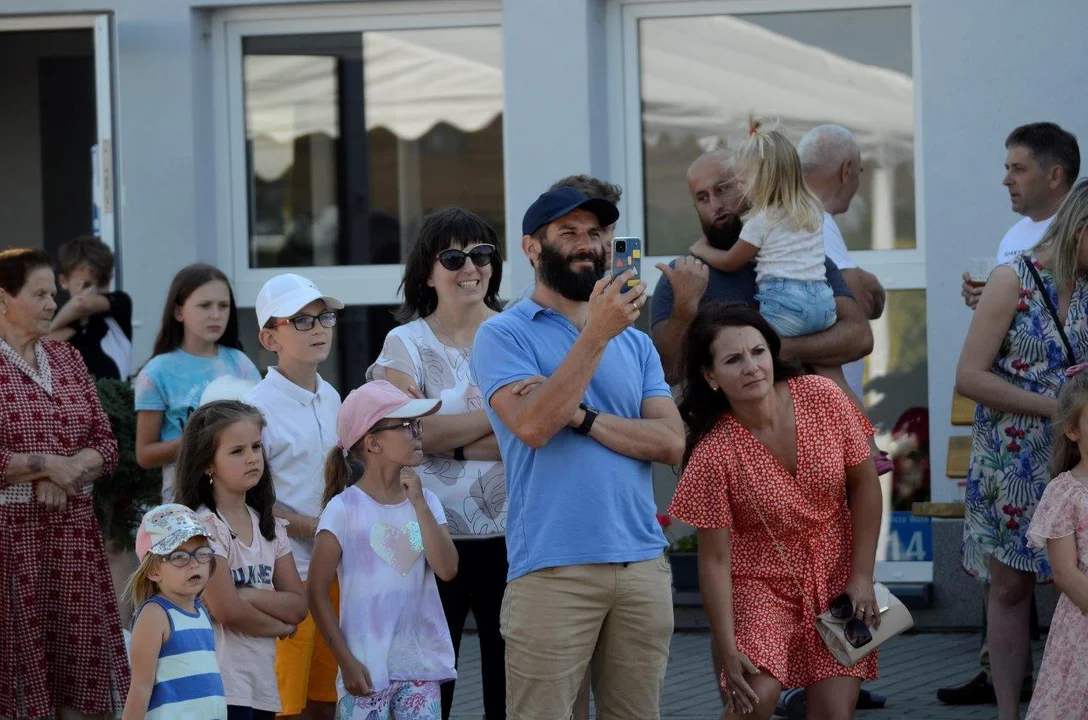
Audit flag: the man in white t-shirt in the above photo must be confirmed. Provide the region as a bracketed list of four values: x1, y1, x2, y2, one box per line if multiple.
[961, 122, 1080, 309]
[797, 124, 887, 399]
[940, 122, 1080, 707]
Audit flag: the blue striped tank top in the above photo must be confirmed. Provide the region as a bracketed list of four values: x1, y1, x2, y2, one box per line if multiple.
[142, 595, 227, 719]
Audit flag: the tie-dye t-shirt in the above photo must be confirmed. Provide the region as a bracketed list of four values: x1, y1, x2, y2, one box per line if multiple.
[134, 346, 261, 502]
[317, 485, 456, 697]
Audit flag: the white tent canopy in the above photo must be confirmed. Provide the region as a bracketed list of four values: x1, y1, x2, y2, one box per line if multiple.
[244, 16, 913, 180]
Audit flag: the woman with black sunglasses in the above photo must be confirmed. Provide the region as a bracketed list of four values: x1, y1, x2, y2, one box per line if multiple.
[367, 207, 512, 720]
[667, 302, 883, 720]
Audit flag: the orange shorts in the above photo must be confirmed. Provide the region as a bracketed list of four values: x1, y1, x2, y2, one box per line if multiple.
[276, 577, 340, 715]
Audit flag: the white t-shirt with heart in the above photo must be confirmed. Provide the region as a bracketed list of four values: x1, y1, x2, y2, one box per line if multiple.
[317, 485, 456, 698]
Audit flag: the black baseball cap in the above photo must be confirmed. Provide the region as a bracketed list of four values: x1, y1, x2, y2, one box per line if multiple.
[521, 187, 620, 237]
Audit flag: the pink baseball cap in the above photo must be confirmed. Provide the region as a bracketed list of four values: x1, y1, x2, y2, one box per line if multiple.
[337, 380, 442, 451]
[135, 504, 208, 560]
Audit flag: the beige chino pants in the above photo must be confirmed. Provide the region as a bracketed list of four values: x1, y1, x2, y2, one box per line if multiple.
[501, 555, 675, 719]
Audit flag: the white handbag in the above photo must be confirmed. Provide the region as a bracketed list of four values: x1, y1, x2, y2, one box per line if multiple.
[815, 582, 914, 667]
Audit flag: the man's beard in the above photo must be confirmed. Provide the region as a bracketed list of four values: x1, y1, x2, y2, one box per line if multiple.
[538, 241, 606, 302]
[700, 213, 744, 251]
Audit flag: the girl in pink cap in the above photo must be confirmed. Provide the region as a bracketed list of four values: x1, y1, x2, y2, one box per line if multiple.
[308, 380, 459, 719]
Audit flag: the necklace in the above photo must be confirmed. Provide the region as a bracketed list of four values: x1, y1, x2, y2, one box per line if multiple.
[430, 313, 474, 366]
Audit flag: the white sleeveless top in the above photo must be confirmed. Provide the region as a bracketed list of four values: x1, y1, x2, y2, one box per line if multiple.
[367, 318, 507, 539]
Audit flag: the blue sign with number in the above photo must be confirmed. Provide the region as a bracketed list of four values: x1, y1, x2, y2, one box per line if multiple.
[887, 511, 932, 562]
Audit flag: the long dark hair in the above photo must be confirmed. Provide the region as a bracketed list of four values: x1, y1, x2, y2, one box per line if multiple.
[174, 400, 277, 541]
[151, 263, 244, 358]
[677, 302, 803, 467]
[395, 207, 503, 323]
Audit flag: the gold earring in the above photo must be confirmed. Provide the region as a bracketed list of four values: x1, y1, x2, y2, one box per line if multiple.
[207, 471, 214, 485]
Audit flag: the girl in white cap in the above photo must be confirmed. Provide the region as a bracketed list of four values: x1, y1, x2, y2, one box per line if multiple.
[308, 380, 458, 719]
[122, 504, 227, 719]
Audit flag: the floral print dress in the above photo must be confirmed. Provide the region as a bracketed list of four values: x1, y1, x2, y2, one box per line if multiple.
[1025, 473, 1088, 719]
[962, 254, 1088, 582]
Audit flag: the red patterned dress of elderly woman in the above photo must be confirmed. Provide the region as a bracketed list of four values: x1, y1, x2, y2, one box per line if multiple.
[0, 250, 130, 719]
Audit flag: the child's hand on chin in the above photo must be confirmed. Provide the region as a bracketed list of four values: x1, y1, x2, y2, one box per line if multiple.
[400, 468, 425, 506]
[343, 657, 373, 696]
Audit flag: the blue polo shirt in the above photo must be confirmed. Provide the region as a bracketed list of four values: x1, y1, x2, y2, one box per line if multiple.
[471, 299, 671, 581]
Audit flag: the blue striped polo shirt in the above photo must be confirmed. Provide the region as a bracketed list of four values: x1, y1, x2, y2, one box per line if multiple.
[142, 595, 227, 719]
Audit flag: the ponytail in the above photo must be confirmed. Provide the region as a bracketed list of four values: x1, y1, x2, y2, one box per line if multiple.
[323, 445, 354, 508]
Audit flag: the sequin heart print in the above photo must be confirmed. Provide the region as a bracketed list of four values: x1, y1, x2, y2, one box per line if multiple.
[370, 521, 424, 576]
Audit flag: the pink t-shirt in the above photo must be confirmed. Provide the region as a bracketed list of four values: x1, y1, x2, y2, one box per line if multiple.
[198, 505, 291, 712]
[317, 486, 456, 699]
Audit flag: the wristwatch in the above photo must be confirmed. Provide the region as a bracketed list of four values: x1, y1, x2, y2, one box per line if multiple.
[574, 403, 599, 435]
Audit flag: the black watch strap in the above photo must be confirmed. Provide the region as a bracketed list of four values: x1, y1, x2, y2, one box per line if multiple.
[454, 446, 466, 462]
[575, 403, 598, 435]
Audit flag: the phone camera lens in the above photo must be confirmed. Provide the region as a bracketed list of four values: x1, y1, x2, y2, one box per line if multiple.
[616, 241, 627, 253]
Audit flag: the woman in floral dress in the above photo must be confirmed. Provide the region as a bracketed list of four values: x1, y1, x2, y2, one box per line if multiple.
[957, 179, 1088, 719]
[0, 249, 129, 719]
[668, 302, 883, 720]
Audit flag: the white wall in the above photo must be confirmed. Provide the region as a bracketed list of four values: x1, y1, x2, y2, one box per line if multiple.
[918, 0, 1088, 502]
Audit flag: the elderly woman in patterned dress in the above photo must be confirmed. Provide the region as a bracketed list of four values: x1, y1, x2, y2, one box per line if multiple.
[668, 301, 882, 720]
[957, 179, 1088, 720]
[367, 208, 510, 720]
[0, 248, 129, 720]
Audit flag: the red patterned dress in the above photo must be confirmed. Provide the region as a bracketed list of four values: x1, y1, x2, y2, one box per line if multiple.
[668, 375, 878, 688]
[0, 339, 130, 718]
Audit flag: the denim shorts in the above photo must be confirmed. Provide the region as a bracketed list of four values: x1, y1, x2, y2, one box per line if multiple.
[755, 277, 836, 337]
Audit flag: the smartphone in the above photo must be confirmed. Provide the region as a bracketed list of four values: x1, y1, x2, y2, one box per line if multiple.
[611, 236, 642, 293]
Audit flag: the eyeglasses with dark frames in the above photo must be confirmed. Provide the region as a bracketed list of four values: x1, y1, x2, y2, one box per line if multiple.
[161, 546, 216, 568]
[437, 244, 496, 272]
[271, 310, 339, 332]
[369, 419, 423, 439]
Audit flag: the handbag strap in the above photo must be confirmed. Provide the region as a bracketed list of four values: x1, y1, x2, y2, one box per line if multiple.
[729, 436, 819, 619]
[1023, 256, 1077, 366]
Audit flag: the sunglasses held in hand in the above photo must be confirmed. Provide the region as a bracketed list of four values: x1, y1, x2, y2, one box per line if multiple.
[828, 593, 874, 649]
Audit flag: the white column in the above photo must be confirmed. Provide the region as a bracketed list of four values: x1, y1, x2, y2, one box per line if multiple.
[870, 156, 896, 562]
[501, 0, 610, 297]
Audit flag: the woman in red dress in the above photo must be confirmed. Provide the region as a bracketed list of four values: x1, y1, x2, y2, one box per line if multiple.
[0, 249, 129, 719]
[668, 302, 883, 719]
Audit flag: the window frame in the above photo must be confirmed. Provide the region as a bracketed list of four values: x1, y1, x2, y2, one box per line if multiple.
[609, 0, 929, 583]
[606, 0, 924, 295]
[210, 1, 504, 308]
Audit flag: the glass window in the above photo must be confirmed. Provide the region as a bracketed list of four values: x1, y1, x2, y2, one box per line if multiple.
[242, 26, 504, 269]
[863, 289, 929, 508]
[638, 7, 914, 255]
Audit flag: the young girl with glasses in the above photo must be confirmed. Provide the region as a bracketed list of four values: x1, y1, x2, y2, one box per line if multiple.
[176, 400, 308, 720]
[368, 207, 512, 720]
[122, 504, 228, 719]
[308, 380, 459, 719]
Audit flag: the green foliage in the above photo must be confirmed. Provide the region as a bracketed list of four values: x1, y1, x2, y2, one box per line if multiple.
[672, 533, 698, 553]
[93, 378, 161, 549]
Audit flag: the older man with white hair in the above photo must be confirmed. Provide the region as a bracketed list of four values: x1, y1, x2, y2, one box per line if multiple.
[797, 124, 887, 400]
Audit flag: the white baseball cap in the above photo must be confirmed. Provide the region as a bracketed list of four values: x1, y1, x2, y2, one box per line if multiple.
[256, 273, 345, 328]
